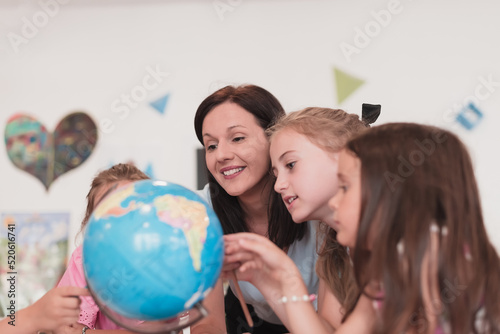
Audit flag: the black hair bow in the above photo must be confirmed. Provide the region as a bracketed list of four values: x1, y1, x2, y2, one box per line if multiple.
[361, 103, 381, 125]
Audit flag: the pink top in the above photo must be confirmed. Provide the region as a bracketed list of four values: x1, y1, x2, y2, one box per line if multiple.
[57, 246, 122, 330]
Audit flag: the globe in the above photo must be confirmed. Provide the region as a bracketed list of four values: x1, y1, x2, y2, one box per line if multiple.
[82, 179, 224, 332]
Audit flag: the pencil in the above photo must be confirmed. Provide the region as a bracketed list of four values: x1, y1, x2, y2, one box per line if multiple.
[228, 270, 254, 328]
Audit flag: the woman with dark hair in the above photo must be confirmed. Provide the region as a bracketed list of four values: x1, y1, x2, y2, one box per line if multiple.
[191, 85, 317, 334]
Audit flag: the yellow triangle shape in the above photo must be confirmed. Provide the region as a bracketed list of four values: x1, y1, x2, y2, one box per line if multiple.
[333, 67, 365, 104]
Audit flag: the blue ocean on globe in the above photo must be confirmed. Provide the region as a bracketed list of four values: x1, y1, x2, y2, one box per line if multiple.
[82, 179, 224, 321]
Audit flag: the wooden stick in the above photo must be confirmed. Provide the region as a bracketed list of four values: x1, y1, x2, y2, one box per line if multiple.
[228, 270, 254, 328]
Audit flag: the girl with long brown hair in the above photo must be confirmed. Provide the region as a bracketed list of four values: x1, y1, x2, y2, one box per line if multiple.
[330, 123, 500, 333]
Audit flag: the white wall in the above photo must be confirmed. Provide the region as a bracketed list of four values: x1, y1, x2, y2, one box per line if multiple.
[1, 0, 499, 254]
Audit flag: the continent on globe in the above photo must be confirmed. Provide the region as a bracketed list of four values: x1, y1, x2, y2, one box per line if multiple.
[154, 195, 209, 272]
[93, 184, 138, 219]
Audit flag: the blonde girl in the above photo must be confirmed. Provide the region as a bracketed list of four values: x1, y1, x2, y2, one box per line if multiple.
[224, 106, 379, 331]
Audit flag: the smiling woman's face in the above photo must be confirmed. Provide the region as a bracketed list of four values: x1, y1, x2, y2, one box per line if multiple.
[202, 102, 270, 198]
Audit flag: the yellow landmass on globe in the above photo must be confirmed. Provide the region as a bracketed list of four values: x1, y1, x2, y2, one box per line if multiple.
[154, 195, 209, 271]
[93, 184, 138, 219]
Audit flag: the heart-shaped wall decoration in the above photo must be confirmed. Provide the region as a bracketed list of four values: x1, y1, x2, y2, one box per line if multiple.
[4, 112, 98, 190]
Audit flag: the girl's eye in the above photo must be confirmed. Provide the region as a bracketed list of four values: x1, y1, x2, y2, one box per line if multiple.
[233, 136, 245, 142]
[286, 161, 296, 169]
[339, 185, 348, 192]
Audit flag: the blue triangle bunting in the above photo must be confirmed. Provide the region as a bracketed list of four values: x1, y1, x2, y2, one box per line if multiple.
[150, 94, 170, 114]
[144, 163, 155, 179]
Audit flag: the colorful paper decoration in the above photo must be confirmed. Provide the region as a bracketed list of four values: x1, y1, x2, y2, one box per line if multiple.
[150, 93, 170, 115]
[333, 67, 365, 104]
[4, 112, 98, 190]
[455, 102, 483, 130]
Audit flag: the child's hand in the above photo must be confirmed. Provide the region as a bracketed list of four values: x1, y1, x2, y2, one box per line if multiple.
[223, 233, 302, 292]
[29, 286, 90, 332]
[53, 322, 86, 334]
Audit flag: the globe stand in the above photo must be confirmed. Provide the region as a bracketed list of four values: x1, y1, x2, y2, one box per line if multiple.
[88, 286, 209, 334]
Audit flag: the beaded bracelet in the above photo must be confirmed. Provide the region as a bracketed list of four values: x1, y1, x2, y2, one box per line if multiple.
[277, 294, 317, 304]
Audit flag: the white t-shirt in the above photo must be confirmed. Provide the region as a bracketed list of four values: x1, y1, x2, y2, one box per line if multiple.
[197, 184, 319, 324]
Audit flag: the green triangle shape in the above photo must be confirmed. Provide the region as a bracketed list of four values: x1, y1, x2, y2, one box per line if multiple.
[333, 67, 365, 104]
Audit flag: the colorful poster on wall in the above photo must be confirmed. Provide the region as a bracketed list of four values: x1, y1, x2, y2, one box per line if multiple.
[0, 212, 70, 317]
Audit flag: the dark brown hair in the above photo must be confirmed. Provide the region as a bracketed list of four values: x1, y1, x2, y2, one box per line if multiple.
[267, 107, 373, 318]
[80, 163, 149, 233]
[194, 84, 305, 249]
[347, 123, 500, 333]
